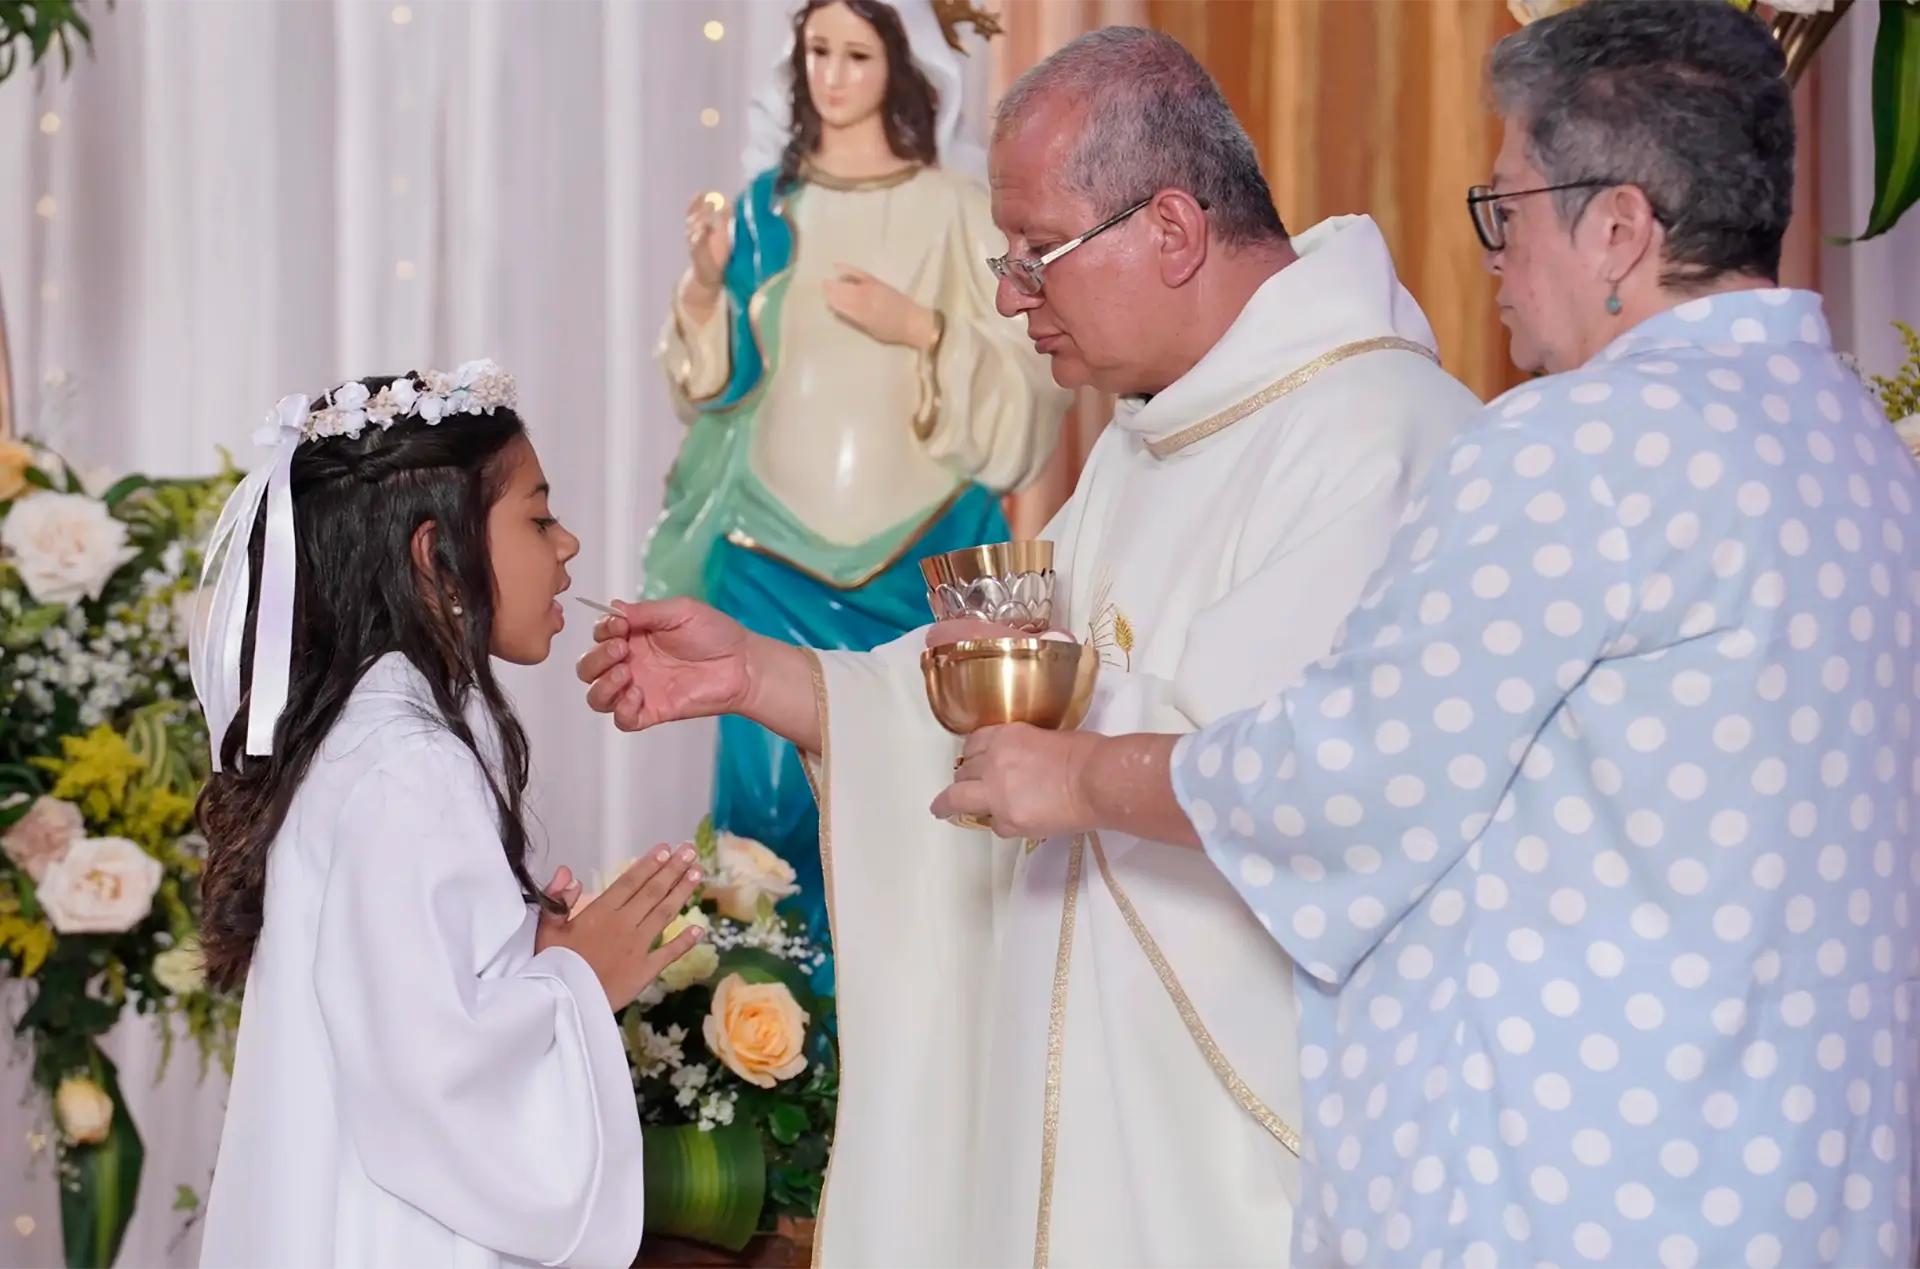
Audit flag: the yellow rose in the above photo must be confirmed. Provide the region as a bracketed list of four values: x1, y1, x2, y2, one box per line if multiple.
[657, 909, 718, 993]
[153, 941, 207, 995]
[54, 1076, 113, 1145]
[0, 441, 32, 502]
[701, 973, 809, 1089]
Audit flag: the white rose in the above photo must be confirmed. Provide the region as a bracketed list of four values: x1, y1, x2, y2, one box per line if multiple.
[54, 1077, 114, 1145]
[1766, 0, 1834, 11]
[36, 837, 163, 935]
[0, 491, 138, 606]
[152, 941, 207, 995]
[705, 833, 800, 924]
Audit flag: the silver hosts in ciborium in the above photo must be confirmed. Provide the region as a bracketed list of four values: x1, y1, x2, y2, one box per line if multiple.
[919, 540, 1055, 634]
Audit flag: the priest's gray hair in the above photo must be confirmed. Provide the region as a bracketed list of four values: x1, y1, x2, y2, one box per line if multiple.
[1487, 0, 1792, 285]
[994, 27, 1287, 246]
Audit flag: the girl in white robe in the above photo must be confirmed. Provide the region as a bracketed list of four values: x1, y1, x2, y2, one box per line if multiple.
[189, 365, 705, 1269]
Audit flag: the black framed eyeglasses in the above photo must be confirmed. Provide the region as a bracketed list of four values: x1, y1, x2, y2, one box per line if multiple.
[988, 194, 1210, 297]
[1467, 181, 1612, 252]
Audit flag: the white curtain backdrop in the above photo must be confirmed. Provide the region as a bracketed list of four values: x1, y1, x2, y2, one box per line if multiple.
[0, 2, 1913, 1266]
[0, 0, 825, 1263]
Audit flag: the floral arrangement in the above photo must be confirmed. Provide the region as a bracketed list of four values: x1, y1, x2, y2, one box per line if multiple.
[600, 820, 837, 1253]
[1871, 320, 1920, 457]
[0, 439, 242, 1268]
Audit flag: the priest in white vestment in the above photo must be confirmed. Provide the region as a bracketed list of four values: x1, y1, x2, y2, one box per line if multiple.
[580, 28, 1480, 1268]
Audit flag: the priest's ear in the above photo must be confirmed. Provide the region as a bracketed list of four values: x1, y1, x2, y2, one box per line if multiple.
[1148, 188, 1210, 288]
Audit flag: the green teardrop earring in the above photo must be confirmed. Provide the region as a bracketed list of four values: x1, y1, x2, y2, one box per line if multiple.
[1605, 287, 1623, 316]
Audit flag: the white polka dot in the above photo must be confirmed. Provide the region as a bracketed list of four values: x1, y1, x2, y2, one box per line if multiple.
[1747, 1234, 1783, 1269]
[1627, 716, 1667, 752]
[1630, 904, 1670, 940]
[1422, 642, 1461, 677]
[1660, 1235, 1700, 1269]
[1668, 764, 1708, 800]
[1572, 1128, 1613, 1166]
[1704, 1091, 1740, 1129]
[1662, 1138, 1700, 1178]
[1411, 1155, 1445, 1193]
[1627, 810, 1664, 847]
[1545, 601, 1584, 637]
[1705, 401, 1739, 432]
[1375, 721, 1411, 755]
[1456, 479, 1492, 512]
[1627, 993, 1666, 1029]
[1575, 1223, 1612, 1261]
[1533, 543, 1574, 578]
[1472, 565, 1510, 599]
[1541, 979, 1581, 1017]
[1534, 1071, 1571, 1109]
[1711, 540, 1747, 579]
[1196, 745, 1223, 778]
[1532, 1166, 1569, 1204]
[1594, 850, 1632, 888]
[1499, 1109, 1528, 1147]
[1273, 804, 1307, 837]
[1745, 1136, 1782, 1175]
[1514, 443, 1555, 478]
[1689, 451, 1724, 489]
[1642, 383, 1682, 410]
[1671, 951, 1712, 989]
[1316, 739, 1353, 772]
[1668, 857, 1709, 896]
[1551, 888, 1588, 924]
[1714, 904, 1753, 941]
[1582, 1033, 1620, 1072]
[1617, 1182, 1655, 1220]
[1620, 1088, 1659, 1125]
[1238, 854, 1276, 889]
[1449, 755, 1486, 790]
[1449, 444, 1482, 475]
[1574, 421, 1614, 454]
[1757, 433, 1786, 466]
[1293, 907, 1325, 939]
[1704, 1187, 1742, 1226]
[1325, 795, 1363, 827]
[1744, 1040, 1779, 1079]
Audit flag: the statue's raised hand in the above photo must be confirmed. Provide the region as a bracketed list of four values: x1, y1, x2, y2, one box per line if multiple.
[824, 264, 940, 351]
[685, 192, 732, 295]
[577, 597, 752, 732]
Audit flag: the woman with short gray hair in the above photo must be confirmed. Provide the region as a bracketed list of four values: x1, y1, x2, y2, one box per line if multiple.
[933, 3, 1919, 1264]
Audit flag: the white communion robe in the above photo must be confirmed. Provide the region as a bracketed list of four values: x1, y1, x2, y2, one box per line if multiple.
[807, 215, 1482, 1269]
[200, 654, 644, 1269]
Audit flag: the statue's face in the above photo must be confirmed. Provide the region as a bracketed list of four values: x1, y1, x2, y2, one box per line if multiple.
[804, 2, 889, 131]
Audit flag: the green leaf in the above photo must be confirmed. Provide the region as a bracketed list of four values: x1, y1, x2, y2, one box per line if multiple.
[99, 475, 152, 508]
[57, 1047, 145, 1269]
[1857, 0, 1920, 240]
[2, 602, 66, 650]
[694, 815, 717, 868]
[22, 467, 56, 491]
[766, 1101, 809, 1145]
[641, 1121, 766, 1252]
[172, 1184, 199, 1213]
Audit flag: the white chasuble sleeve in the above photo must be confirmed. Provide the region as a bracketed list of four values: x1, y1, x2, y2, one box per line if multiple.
[805, 637, 998, 1269]
[1171, 424, 1627, 986]
[914, 183, 1069, 494]
[314, 743, 645, 1268]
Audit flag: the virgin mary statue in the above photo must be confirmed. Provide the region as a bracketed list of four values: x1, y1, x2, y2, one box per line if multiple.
[648, 0, 1068, 982]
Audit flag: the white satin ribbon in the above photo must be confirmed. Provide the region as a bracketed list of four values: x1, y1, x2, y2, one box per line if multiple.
[188, 394, 308, 772]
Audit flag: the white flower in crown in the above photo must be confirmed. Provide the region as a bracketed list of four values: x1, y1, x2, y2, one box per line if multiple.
[286, 361, 517, 442]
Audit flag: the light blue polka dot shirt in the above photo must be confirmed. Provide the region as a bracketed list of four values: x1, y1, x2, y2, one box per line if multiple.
[1172, 290, 1919, 1268]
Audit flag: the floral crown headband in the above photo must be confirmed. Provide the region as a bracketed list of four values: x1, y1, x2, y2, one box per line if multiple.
[264, 359, 518, 447]
[193, 358, 518, 771]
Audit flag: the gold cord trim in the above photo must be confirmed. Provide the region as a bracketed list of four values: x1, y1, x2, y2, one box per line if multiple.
[1033, 833, 1086, 1269]
[1087, 833, 1302, 1158]
[801, 159, 923, 192]
[804, 650, 836, 1269]
[1145, 335, 1438, 459]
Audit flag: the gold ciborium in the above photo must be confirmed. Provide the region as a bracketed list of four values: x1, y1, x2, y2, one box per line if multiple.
[921, 636, 1099, 832]
[920, 540, 1055, 633]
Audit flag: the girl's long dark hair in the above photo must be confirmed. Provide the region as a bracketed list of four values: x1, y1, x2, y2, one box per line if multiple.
[777, 0, 940, 192]
[195, 378, 556, 992]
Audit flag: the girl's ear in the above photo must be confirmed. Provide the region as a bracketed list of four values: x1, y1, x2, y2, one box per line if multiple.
[410, 520, 439, 586]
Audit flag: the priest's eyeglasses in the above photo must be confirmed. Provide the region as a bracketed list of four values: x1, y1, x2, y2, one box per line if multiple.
[1467, 181, 1612, 252]
[989, 194, 1208, 297]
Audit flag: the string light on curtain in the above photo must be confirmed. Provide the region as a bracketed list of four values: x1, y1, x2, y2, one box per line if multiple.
[33, 196, 54, 219]
[391, 5, 412, 25]
[38, 112, 58, 135]
[704, 19, 725, 41]
[700, 107, 720, 127]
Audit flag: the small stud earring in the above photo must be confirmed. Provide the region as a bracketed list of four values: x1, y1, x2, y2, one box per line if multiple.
[450, 601, 464, 617]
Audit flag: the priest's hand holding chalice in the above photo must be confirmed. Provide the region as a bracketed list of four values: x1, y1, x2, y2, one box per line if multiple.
[918, 541, 1101, 836]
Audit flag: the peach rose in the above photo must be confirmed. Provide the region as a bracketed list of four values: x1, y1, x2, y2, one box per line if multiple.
[0, 441, 32, 502]
[2, 796, 83, 881]
[705, 832, 799, 924]
[54, 1076, 113, 1145]
[36, 836, 162, 934]
[701, 973, 809, 1089]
